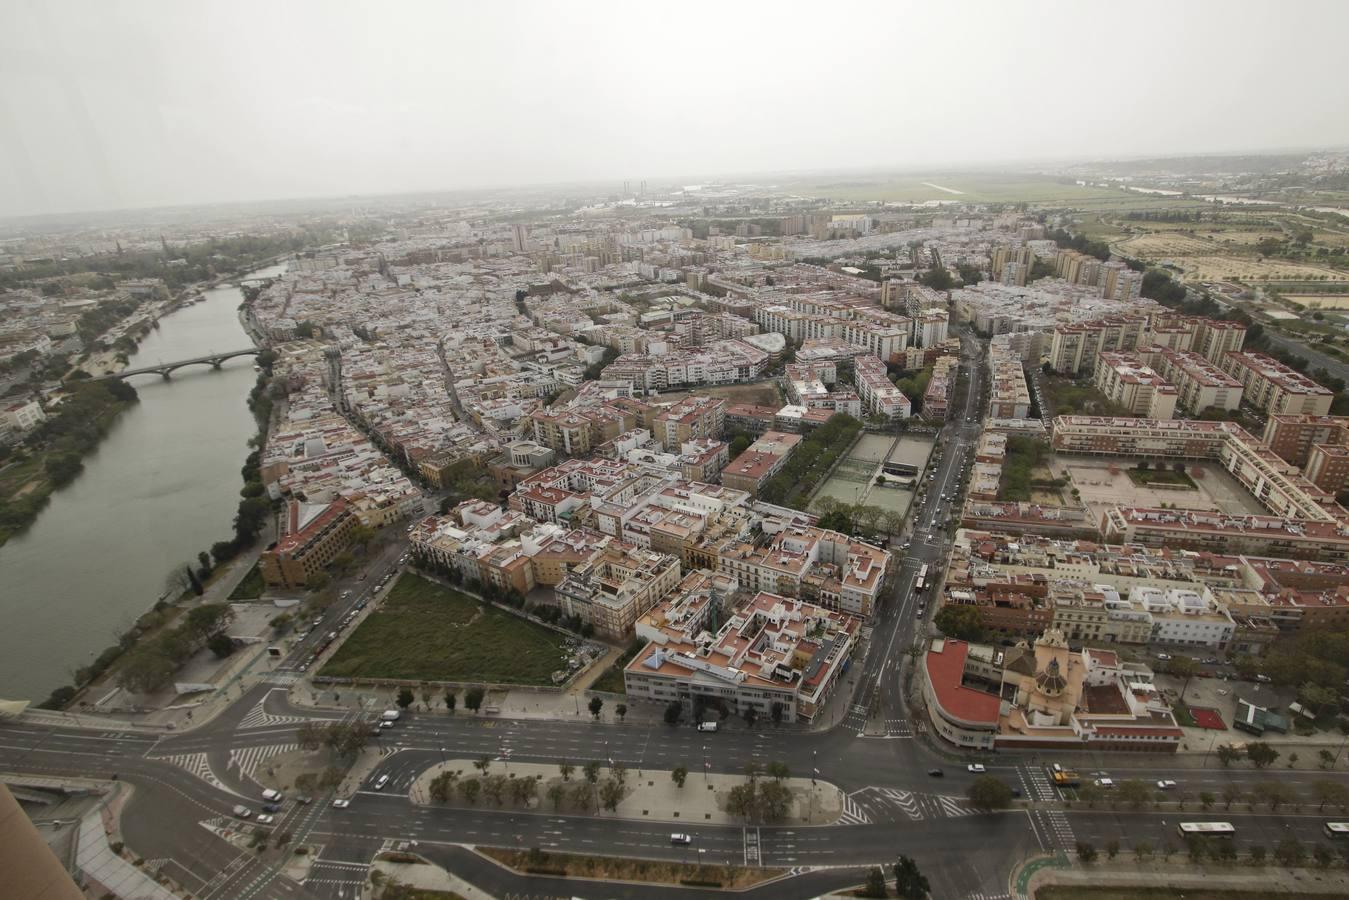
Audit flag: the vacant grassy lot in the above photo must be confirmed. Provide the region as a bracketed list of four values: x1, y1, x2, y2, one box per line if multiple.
[1126, 467, 1198, 489]
[227, 563, 265, 600]
[320, 574, 569, 685]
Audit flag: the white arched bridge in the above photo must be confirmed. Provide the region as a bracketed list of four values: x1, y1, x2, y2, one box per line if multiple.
[94, 347, 262, 380]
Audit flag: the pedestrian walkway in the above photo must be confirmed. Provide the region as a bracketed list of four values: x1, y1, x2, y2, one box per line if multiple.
[150, 750, 243, 797]
[77, 803, 178, 900]
[843, 786, 979, 824]
[227, 743, 298, 783]
[238, 696, 309, 729]
[373, 859, 497, 900]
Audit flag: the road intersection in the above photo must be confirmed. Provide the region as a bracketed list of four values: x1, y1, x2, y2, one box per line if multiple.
[5, 332, 1347, 899]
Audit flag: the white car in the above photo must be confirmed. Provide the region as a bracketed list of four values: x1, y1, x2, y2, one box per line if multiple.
[1156, 780, 1178, 790]
[374, 774, 390, 790]
[332, 798, 350, 808]
[256, 814, 275, 824]
[967, 764, 986, 774]
[1095, 778, 1115, 789]
[670, 833, 692, 845]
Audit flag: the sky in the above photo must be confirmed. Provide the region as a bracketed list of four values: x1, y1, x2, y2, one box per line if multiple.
[3, 0, 1349, 218]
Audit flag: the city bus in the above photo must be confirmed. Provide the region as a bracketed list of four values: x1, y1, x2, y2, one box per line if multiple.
[917, 563, 929, 582]
[915, 577, 925, 593]
[1324, 822, 1349, 839]
[1177, 822, 1235, 838]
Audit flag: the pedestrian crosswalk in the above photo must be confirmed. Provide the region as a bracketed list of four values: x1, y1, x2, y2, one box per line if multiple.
[227, 743, 298, 782]
[153, 751, 241, 797]
[1019, 765, 1057, 802]
[1030, 808, 1076, 850]
[238, 697, 308, 729]
[842, 787, 980, 824]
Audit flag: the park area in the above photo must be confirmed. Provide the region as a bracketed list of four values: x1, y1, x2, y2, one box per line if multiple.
[319, 573, 572, 686]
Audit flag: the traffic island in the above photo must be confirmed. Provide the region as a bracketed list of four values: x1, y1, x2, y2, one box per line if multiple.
[410, 758, 844, 825]
[476, 845, 786, 889]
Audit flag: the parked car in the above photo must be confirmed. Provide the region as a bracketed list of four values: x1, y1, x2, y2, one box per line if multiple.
[262, 802, 281, 813]
[256, 814, 274, 825]
[332, 798, 350, 808]
[261, 789, 284, 802]
[232, 805, 252, 819]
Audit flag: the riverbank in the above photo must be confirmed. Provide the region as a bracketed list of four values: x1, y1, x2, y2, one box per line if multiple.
[0, 265, 286, 706]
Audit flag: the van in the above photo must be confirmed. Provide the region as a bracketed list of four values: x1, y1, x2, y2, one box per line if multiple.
[696, 721, 717, 733]
[261, 789, 283, 802]
[380, 710, 400, 722]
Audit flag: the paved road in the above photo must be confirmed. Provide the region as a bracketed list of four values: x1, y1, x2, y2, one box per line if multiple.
[6, 333, 1349, 898]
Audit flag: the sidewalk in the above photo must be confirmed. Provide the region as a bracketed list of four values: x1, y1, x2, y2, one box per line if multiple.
[407, 758, 844, 827]
[371, 860, 496, 900]
[1022, 857, 1349, 898]
[76, 786, 178, 900]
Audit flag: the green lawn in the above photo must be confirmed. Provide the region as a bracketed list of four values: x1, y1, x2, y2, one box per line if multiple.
[320, 574, 570, 685]
[1127, 467, 1198, 489]
[227, 563, 265, 600]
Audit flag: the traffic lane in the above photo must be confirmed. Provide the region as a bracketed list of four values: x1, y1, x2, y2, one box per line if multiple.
[279, 539, 407, 669]
[1067, 809, 1337, 851]
[415, 842, 873, 900]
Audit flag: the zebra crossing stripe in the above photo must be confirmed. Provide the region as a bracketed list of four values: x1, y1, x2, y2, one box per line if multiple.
[153, 752, 244, 798]
[238, 698, 309, 729]
[838, 793, 872, 825]
[227, 744, 299, 781]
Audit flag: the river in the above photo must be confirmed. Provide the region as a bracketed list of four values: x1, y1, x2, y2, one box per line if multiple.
[0, 262, 287, 704]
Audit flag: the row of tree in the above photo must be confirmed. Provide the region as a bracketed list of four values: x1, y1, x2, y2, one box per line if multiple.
[757, 413, 864, 508]
[1078, 834, 1343, 869]
[116, 603, 235, 694]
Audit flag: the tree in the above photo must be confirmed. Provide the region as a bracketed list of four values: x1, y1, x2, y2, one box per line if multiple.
[862, 867, 888, 899]
[547, 783, 565, 810]
[1313, 780, 1349, 811]
[207, 633, 235, 659]
[616, 703, 627, 723]
[771, 702, 785, 725]
[444, 691, 456, 714]
[570, 782, 594, 813]
[664, 700, 684, 725]
[1275, 836, 1305, 867]
[1133, 840, 1153, 862]
[933, 604, 984, 642]
[184, 566, 204, 596]
[473, 755, 492, 776]
[1222, 783, 1243, 810]
[1199, 790, 1215, 811]
[459, 778, 481, 805]
[1313, 844, 1334, 869]
[758, 780, 792, 822]
[1076, 841, 1098, 863]
[588, 696, 604, 720]
[1105, 839, 1120, 860]
[1168, 656, 1199, 703]
[1247, 742, 1280, 769]
[599, 778, 623, 812]
[743, 706, 758, 729]
[967, 776, 1014, 812]
[766, 761, 790, 783]
[297, 721, 326, 752]
[1117, 779, 1151, 810]
[396, 688, 414, 710]
[482, 774, 507, 806]
[465, 686, 485, 714]
[583, 760, 601, 784]
[893, 855, 930, 899]
[1249, 844, 1266, 866]
[726, 782, 758, 821]
[1216, 744, 1242, 768]
[558, 760, 574, 782]
[672, 765, 688, 788]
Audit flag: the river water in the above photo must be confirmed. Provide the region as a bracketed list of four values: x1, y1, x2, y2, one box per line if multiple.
[0, 262, 287, 704]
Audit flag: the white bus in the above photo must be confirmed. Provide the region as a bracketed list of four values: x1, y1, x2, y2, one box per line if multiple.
[915, 577, 925, 593]
[1177, 822, 1235, 838]
[917, 563, 929, 582]
[1324, 822, 1349, 839]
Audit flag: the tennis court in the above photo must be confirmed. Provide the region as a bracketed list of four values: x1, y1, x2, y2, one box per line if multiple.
[1190, 706, 1227, 730]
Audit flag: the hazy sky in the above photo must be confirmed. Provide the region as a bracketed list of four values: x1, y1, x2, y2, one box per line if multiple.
[3, 0, 1348, 217]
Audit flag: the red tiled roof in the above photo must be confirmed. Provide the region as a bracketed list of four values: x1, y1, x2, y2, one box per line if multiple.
[924, 640, 1000, 725]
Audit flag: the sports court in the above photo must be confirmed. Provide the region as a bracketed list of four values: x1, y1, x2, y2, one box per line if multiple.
[1190, 706, 1227, 731]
